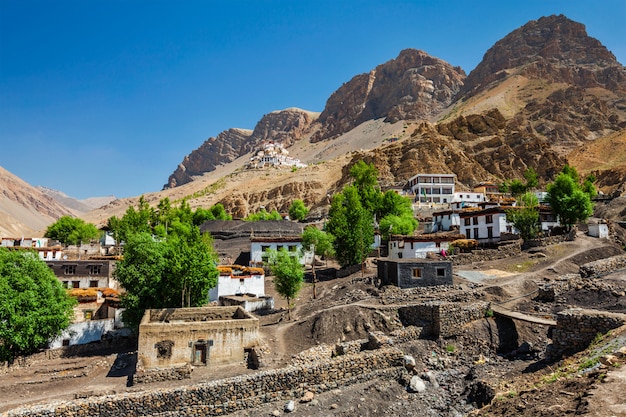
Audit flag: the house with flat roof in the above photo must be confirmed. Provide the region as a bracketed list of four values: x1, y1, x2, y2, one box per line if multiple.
[378, 258, 453, 288]
[405, 173, 456, 204]
[138, 306, 259, 369]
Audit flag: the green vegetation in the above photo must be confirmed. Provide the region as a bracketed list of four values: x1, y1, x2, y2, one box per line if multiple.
[107, 197, 220, 329]
[267, 249, 304, 320]
[288, 199, 309, 221]
[244, 208, 283, 221]
[0, 248, 76, 361]
[174, 178, 226, 203]
[546, 165, 594, 231]
[327, 160, 417, 268]
[506, 192, 540, 241]
[44, 216, 100, 245]
[500, 167, 538, 197]
[445, 344, 456, 353]
[327, 185, 374, 268]
[302, 226, 335, 260]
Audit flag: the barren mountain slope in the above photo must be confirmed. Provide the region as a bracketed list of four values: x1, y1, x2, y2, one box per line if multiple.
[0, 166, 73, 236]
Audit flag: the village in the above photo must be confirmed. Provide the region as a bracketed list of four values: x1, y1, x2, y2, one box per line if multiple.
[2, 162, 625, 416]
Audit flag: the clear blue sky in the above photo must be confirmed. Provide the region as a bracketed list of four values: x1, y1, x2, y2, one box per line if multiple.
[1, 0, 624, 199]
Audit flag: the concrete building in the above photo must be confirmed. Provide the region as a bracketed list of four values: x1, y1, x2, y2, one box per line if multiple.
[377, 258, 453, 288]
[405, 173, 456, 204]
[138, 306, 259, 369]
[458, 207, 513, 244]
[588, 222, 609, 238]
[450, 191, 487, 210]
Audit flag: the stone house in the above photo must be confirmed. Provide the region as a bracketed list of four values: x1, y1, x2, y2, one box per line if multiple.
[138, 306, 259, 369]
[377, 258, 453, 288]
[47, 259, 119, 290]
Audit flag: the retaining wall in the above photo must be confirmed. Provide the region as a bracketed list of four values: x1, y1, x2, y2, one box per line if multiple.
[548, 308, 626, 359]
[450, 242, 521, 265]
[7, 348, 405, 417]
[579, 254, 626, 278]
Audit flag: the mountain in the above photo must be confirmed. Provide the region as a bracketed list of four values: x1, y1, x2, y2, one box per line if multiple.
[0, 166, 74, 237]
[80, 15, 626, 226]
[37, 187, 116, 215]
[164, 108, 318, 189]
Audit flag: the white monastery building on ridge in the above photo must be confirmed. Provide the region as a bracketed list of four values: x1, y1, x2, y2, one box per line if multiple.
[247, 141, 307, 169]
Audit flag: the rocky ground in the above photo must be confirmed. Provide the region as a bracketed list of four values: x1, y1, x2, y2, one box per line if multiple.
[2, 232, 626, 416]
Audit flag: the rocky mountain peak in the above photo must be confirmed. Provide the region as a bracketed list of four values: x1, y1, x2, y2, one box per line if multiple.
[164, 108, 317, 189]
[461, 14, 625, 96]
[311, 49, 466, 142]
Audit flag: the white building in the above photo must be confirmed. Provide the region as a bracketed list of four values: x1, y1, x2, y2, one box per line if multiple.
[450, 192, 486, 210]
[387, 234, 463, 259]
[458, 207, 514, 244]
[209, 265, 266, 302]
[431, 210, 460, 233]
[250, 237, 313, 266]
[405, 173, 456, 204]
[248, 141, 307, 169]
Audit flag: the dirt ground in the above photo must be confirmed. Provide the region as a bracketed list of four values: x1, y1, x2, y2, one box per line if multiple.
[2, 232, 626, 416]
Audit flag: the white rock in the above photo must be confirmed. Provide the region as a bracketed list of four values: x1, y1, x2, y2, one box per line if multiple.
[409, 375, 427, 393]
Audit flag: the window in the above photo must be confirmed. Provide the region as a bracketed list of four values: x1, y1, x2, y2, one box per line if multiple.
[398, 253, 403, 259]
[486, 215, 493, 224]
[63, 265, 76, 275]
[442, 187, 453, 194]
[62, 281, 68, 288]
[62, 339, 70, 347]
[464, 218, 471, 226]
[473, 228, 479, 239]
[487, 226, 493, 239]
[72, 281, 80, 289]
[412, 268, 422, 278]
[89, 280, 99, 288]
[289, 245, 297, 252]
[88, 264, 102, 275]
[436, 268, 446, 277]
[472, 217, 478, 225]
[465, 229, 471, 239]
[432, 187, 441, 194]
[84, 310, 93, 320]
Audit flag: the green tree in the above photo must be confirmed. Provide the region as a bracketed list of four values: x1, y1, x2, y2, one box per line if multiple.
[546, 166, 594, 231]
[377, 190, 417, 239]
[45, 216, 100, 245]
[506, 192, 540, 241]
[210, 203, 232, 220]
[302, 226, 335, 260]
[244, 208, 283, 221]
[114, 229, 218, 329]
[523, 167, 539, 190]
[350, 160, 381, 213]
[0, 249, 76, 361]
[288, 199, 309, 221]
[267, 248, 304, 320]
[326, 185, 374, 268]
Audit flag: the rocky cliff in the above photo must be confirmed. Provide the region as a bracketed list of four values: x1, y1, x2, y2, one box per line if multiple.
[460, 14, 626, 97]
[311, 49, 466, 142]
[164, 108, 317, 189]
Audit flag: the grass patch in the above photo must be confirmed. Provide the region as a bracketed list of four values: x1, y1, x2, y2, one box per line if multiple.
[173, 178, 226, 204]
[445, 344, 456, 353]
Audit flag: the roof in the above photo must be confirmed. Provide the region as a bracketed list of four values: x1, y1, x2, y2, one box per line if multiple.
[200, 220, 304, 239]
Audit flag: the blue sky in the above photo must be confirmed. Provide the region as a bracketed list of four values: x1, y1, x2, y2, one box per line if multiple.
[1, 1, 624, 199]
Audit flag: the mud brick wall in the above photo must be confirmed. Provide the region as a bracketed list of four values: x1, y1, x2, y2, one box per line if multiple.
[7, 348, 405, 417]
[579, 254, 626, 278]
[549, 308, 626, 359]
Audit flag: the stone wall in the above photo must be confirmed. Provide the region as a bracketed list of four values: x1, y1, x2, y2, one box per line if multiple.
[579, 254, 626, 278]
[548, 308, 626, 359]
[7, 348, 405, 417]
[450, 242, 521, 265]
[398, 301, 489, 338]
[134, 364, 193, 385]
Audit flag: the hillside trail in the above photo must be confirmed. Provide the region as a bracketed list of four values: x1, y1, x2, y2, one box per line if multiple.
[457, 232, 614, 306]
